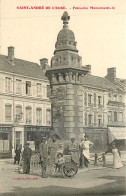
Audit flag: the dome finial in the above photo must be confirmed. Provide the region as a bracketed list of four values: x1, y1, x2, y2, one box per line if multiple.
[61, 11, 70, 25]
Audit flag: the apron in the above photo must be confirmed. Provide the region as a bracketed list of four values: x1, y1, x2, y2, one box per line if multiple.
[81, 141, 92, 161]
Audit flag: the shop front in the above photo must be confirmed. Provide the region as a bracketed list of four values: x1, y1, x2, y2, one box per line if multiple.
[24, 126, 52, 152]
[0, 126, 12, 158]
[11, 126, 24, 156]
[108, 126, 126, 150]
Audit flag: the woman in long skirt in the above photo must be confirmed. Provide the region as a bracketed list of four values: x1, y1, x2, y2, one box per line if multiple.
[105, 143, 123, 169]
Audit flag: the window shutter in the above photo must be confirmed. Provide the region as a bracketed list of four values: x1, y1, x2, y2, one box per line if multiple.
[47, 85, 51, 98]
[94, 112, 96, 126]
[84, 92, 87, 106]
[94, 93, 96, 107]
[103, 95, 104, 108]
[85, 112, 87, 126]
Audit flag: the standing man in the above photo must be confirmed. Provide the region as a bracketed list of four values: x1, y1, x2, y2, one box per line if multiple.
[68, 138, 79, 166]
[48, 135, 59, 175]
[80, 134, 93, 168]
[22, 143, 32, 174]
[39, 137, 48, 178]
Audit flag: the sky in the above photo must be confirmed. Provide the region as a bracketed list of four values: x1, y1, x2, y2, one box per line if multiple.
[0, 0, 126, 79]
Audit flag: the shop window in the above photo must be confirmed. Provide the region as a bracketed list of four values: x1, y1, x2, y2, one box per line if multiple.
[26, 107, 32, 124]
[27, 131, 35, 141]
[114, 112, 117, 122]
[108, 111, 112, 122]
[36, 83, 42, 97]
[0, 132, 10, 152]
[46, 109, 51, 126]
[26, 81, 31, 95]
[5, 104, 12, 122]
[16, 79, 22, 94]
[5, 77, 12, 92]
[36, 108, 42, 124]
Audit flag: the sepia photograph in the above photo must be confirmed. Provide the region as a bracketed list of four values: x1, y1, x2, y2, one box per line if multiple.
[0, 0, 126, 195]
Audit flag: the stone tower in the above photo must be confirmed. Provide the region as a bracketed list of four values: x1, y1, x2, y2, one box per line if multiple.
[46, 12, 90, 140]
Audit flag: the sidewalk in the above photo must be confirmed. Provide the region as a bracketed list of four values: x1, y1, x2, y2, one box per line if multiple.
[0, 151, 126, 172]
[90, 151, 126, 162]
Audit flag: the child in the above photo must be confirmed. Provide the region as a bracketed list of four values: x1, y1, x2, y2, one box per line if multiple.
[55, 153, 65, 173]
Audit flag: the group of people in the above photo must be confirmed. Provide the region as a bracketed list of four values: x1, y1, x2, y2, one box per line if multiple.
[39, 134, 94, 177]
[14, 143, 32, 174]
[14, 134, 123, 177]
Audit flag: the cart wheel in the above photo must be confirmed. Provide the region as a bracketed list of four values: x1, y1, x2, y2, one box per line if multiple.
[63, 167, 76, 178]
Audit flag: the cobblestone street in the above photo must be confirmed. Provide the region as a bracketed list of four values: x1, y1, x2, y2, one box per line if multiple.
[0, 152, 126, 196]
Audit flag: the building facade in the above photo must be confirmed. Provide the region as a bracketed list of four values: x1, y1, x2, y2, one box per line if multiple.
[0, 12, 126, 156]
[0, 47, 51, 158]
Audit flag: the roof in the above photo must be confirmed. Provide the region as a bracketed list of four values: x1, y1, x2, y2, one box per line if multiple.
[83, 74, 119, 91]
[0, 54, 48, 80]
[57, 28, 75, 42]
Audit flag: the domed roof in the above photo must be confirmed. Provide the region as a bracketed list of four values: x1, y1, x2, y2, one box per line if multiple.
[54, 12, 78, 54]
[57, 28, 75, 42]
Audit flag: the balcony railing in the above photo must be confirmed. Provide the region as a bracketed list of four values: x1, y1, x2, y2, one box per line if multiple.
[36, 120, 42, 125]
[88, 123, 94, 127]
[98, 104, 103, 108]
[108, 100, 125, 106]
[98, 124, 104, 127]
[26, 119, 32, 124]
[88, 103, 94, 107]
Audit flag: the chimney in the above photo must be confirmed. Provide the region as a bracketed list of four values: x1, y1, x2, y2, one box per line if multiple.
[8, 46, 15, 65]
[40, 58, 48, 72]
[85, 64, 91, 74]
[106, 67, 116, 82]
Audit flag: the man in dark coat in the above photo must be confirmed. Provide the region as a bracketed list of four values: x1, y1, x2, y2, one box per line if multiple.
[22, 143, 32, 174]
[39, 137, 48, 178]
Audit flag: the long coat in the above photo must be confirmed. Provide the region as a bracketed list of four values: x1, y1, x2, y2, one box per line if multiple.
[68, 143, 79, 165]
[22, 147, 32, 159]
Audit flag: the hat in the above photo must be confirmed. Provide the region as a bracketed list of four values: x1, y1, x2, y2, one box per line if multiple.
[84, 134, 88, 138]
[71, 137, 75, 141]
[42, 137, 47, 140]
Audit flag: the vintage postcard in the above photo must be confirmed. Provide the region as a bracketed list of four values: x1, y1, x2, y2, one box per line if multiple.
[0, 0, 126, 195]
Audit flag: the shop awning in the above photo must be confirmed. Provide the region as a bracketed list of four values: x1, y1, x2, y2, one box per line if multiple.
[108, 127, 126, 144]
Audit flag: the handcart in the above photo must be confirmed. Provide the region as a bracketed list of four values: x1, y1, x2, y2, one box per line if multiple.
[57, 154, 78, 178]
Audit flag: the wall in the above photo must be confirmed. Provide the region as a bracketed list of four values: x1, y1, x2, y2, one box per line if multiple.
[83, 128, 108, 152]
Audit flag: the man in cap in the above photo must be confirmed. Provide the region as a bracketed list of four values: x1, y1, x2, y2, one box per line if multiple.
[22, 143, 32, 174]
[39, 137, 48, 178]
